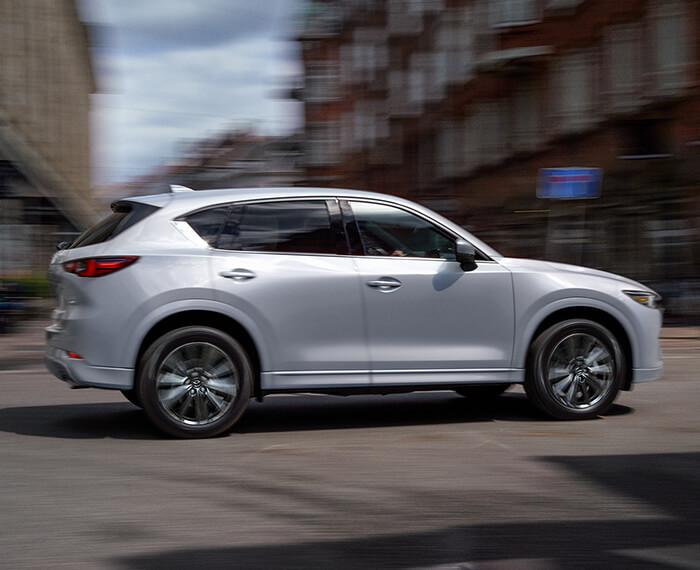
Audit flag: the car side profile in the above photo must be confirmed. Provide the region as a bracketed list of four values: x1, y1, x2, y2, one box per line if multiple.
[46, 186, 663, 438]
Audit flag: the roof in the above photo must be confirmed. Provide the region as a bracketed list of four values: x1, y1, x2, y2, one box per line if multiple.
[124, 186, 406, 209]
[122, 186, 503, 258]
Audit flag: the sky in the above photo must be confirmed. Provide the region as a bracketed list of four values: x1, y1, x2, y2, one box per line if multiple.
[80, 0, 304, 187]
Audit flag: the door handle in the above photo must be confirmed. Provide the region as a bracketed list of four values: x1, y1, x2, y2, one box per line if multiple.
[219, 268, 256, 281]
[367, 277, 402, 291]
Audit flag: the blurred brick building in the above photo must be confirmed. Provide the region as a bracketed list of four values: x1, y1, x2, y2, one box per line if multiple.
[295, 0, 700, 313]
[0, 0, 96, 273]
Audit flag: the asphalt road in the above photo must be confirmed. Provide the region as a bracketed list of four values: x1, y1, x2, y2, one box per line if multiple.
[1, 331, 700, 568]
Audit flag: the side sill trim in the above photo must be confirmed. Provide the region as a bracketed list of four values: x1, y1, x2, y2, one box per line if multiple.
[261, 369, 523, 390]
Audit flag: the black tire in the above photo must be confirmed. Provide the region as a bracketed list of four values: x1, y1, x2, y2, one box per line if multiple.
[456, 383, 511, 400]
[524, 319, 625, 420]
[137, 326, 252, 438]
[120, 389, 142, 408]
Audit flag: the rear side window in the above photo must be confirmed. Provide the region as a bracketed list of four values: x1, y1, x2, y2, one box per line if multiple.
[70, 202, 159, 249]
[218, 201, 337, 254]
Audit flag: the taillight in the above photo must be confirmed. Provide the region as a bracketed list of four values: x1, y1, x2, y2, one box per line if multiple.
[62, 256, 139, 277]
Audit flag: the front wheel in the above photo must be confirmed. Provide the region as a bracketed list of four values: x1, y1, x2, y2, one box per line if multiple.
[524, 319, 625, 420]
[137, 326, 252, 438]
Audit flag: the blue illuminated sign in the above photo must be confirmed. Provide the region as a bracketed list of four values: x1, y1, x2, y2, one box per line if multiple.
[537, 168, 602, 199]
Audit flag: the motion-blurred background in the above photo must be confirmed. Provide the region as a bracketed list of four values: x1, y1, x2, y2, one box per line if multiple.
[1, 0, 698, 329]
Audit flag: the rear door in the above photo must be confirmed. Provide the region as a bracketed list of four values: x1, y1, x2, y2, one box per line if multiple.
[199, 199, 370, 390]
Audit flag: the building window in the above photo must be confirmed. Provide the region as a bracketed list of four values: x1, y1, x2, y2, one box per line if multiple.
[388, 0, 424, 34]
[436, 121, 461, 178]
[489, 0, 541, 27]
[437, 7, 476, 83]
[462, 114, 477, 173]
[476, 101, 507, 165]
[340, 44, 354, 84]
[389, 70, 422, 117]
[353, 43, 375, 80]
[341, 112, 355, 152]
[306, 121, 340, 166]
[353, 109, 375, 149]
[409, 68, 425, 104]
[461, 102, 507, 171]
[552, 51, 598, 133]
[617, 119, 672, 159]
[301, 2, 343, 37]
[649, 0, 691, 92]
[305, 61, 340, 102]
[390, 0, 425, 14]
[604, 23, 643, 111]
[511, 84, 541, 152]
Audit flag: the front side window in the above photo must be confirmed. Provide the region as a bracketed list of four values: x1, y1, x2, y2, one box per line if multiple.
[218, 200, 337, 255]
[350, 201, 456, 260]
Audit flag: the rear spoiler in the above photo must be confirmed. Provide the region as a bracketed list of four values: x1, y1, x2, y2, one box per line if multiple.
[169, 185, 195, 193]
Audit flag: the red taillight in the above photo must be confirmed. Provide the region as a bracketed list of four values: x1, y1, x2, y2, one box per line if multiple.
[62, 256, 139, 277]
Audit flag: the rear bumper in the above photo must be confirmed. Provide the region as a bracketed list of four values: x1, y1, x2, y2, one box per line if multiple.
[632, 364, 663, 384]
[45, 327, 133, 390]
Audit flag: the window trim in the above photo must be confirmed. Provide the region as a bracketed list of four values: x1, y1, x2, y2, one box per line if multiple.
[178, 196, 494, 262]
[342, 198, 493, 262]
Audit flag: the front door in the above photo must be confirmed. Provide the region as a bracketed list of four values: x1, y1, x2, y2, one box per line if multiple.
[348, 200, 515, 385]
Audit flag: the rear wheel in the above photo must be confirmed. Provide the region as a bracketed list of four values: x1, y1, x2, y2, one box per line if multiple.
[524, 319, 625, 420]
[138, 326, 252, 438]
[120, 389, 142, 408]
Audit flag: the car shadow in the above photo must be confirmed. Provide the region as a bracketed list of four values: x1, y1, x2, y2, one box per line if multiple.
[0, 401, 160, 440]
[0, 391, 632, 440]
[234, 391, 542, 434]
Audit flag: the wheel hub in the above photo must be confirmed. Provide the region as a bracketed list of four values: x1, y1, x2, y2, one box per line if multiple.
[186, 373, 208, 396]
[569, 357, 591, 384]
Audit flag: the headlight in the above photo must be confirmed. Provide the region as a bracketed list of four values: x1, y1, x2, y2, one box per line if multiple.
[624, 290, 662, 309]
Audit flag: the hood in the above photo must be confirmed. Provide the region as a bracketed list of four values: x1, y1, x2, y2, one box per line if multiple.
[498, 257, 654, 291]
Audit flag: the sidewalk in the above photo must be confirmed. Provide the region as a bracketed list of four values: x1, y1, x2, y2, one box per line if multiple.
[0, 318, 51, 369]
[1, 311, 698, 370]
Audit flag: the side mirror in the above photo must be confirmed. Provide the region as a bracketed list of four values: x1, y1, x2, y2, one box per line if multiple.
[455, 239, 477, 272]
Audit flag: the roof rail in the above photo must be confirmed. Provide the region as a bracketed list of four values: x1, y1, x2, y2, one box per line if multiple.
[169, 184, 195, 193]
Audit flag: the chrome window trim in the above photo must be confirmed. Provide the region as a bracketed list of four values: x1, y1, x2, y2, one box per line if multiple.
[177, 195, 494, 262]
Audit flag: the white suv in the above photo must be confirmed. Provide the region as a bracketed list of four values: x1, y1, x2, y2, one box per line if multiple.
[46, 186, 663, 438]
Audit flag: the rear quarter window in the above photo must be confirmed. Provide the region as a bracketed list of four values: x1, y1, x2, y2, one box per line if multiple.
[184, 206, 229, 246]
[69, 202, 159, 249]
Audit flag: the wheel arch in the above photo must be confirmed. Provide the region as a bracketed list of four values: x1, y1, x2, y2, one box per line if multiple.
[135, 310, 263, 399]
[524, 306, 634, 391]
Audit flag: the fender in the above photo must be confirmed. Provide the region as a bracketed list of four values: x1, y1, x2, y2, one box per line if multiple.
[123, 297, 271, 372]
[513, 295, 640, 369]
